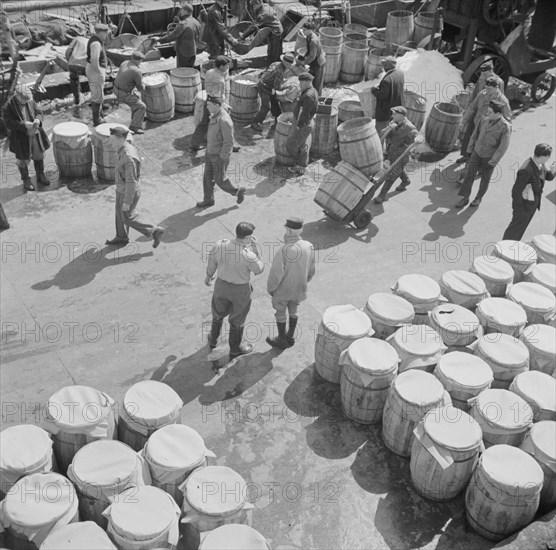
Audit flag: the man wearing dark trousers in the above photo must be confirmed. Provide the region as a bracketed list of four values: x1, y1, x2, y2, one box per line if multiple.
[65, 36, 88, 105]
[205, 222, 264, 359]
[371, 56, 404, 134]
[240, 0, 283, 64]
[113, 52, 146, 134]
[503, 143, 555, 241]
[299, 22, 325, 95]
[86, 23, 109, 126]
[202, 0, 239, 58]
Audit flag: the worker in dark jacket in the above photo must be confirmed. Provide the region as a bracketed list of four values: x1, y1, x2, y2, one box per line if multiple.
[202, 0, 239, 58]
[371, 56, 404, 134]
[3, 86, 50, 192]
[113, 52, 146, 134]
[240, 0, 283, 64]
[286, 72, 318, 176]
[503, 143, 555, 240]
[374, 106, 419, 204]
[299, 22, 325, 95]
[157, 3, 200, 67]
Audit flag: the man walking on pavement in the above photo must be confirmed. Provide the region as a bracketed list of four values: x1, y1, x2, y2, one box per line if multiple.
[113, 51, 146, 134]
[106, 126, 164, 247]
[470, 60, 505, 102]
[205, 222, 264, 359]
[240, 0, 283, 64]
[86, 22, 110, 126]
[299, 22, 326, 95]
[371, 56, 404, 134]
[503, 143, 555, 240]
[456, 100, 511, 208]
[286, 72, 318, 176]
[374, 106, 418, 204]
[196, 96, 246, 208]
[202, 0, 239, 58]
[266, 217, 315, 349]
[64, 35, 88, 105]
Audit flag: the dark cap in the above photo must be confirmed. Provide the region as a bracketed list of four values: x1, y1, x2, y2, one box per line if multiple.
[298, 72, 314, 82]
[285, 217, 303, 229]
[206, 95, 223, 105]
[131, 51, 145, 61]
[381, 56, 397, 67]
[489, 100, 505, 113]
[109, 126, 130, 137]
[214, 55, 230, 67]
[281, 52, 295, 65]
[391, 105, 407, 115]
[480, 60, 494, 71]
[485, 76, 499, 87]
[302, 22, 315, 30]
[94, 22, 110, 32]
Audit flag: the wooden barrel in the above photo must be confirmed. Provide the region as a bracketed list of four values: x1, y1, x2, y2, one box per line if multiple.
[274, 112, 294, 165]
[52, 122, 92, 179]
[314, 304, 373, 384]
[356, 82, 377, 118]
[520, 421, 556, 512]
[402, 90, 427, 131]
[476, 297, 527, 338]
[434, 352, 493, 411]
[392, 273, 443, 324]
[337, 100, 364, 122]
[510, 371, 556, 422]
[67, 440, 148, 529]
[0, 425, 54, 500]
[119, 380, 183, 452]
[493, 240, 538, 282]
[521, 324, 556, 376]
[385, 10, 415, 49]
[531, 234, 556, 264]
[181, 466, 253, 550]
[411, 405, 483, 501]
[314, 161, 369, 221]
[469, 389, 533, 447]
[439, 270, 489, 310]
[470, 255, 514, 297]
[382, 370, 450, 456]
[428, 304, 481, 348]
[311, 108, 337, 156]
[322, 42, 342, 83]
[194, 90, 207, 127]
[414, 12, 443, 46]
[425, 101, 462, 153]
[340, 40, 367, 83]
[363, 292, 414, 340]
[507, 282, 556, 325]
[142, 72, 175, 122]
[365, 48, 387, 81]
[340, 338, 399, 424]
[319, 26, 343, 46]
[199, 525, 271, 550]
[337, 117, 383, 176]
[144, 424, 214, 508]
[170, 67, 201, 114]
[369, 29, 386, 50]
[344, 23, 368, 37]
[528, 263, 556, 294]
[229, 74, 260, 125]
[105, 486, 180, 548]
[344, 32, 367, 46]
[465, 445, 543, 541]
[41, 522, 117, 549]
[91, 122, 131, 181]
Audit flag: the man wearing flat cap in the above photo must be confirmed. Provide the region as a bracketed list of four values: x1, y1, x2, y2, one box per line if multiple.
[374, 106, 418, 204]
[371, 56, 404, 134]
[286, 72, 318, 176]
[299, 22, 326, 95]
[456, 100, 511, 208]
[114, 51, 146, 134]
[86, 23, 110, 126]
[266, 217, 315, 349]
[470, 60, 505, 102]
[106, 126, 164, 247]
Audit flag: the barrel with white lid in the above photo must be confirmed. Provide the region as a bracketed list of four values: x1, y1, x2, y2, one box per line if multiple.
[314, 304, 374, 384]
[410, 405, 483, 501]
[527, 263, 556, 295]
[339, 338, 399, 424]
[509, 371, 556, 422]
[67, 439, 151, 528]
[468, 389, 533, 447]
[493, 240, 537, 282]
[91, 122, 132, 181]
[0, 472, 79, 549]
[143, 424, 215, 507]
[387, 325, 445, 373]
[521, 324, 556, 375]
[531, 234, 556, 264]
[382, 370, 451, 456]
[52, 121, 93, 178]
[507, 281, 556, 325]
[392, 274, 445, 324]
[473, 333, 529, 389]
[119, 380, 184, 452]
[475, 297, 527, 337]
[470, 255, 514, 297]
[181, 466, 254, 550]
[428, 304, 481, 347]
[40, 521, 117, 549]
[0, 424, 54, 499]
[362, 292, 414, 339]
[465, 444, 543, 541]
[103, 485, 181, 549]
[199, 524, 271, 550]
[46, 385, 117, 474]
[434, 352, 493, 411]
[520, 421, 556, 511]
[439, 270, 489, 310]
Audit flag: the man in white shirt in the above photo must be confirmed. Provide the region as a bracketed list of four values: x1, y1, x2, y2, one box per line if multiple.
[65, 36, 88, 104]
[86, 23, 110, 126]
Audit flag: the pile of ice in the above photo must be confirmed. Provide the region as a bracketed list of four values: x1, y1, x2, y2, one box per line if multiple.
[143, 73, 167, 86]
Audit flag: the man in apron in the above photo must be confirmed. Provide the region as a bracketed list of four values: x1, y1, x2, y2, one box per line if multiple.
[86, 23, 110, 126]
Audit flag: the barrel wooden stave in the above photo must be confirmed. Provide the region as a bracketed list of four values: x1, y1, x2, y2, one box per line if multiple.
[52, 431, 89, 475]
[337, 100, 364, 123]
[322, 42, 342, 83]
[52, 126, 93, 179]
[386, 10, 415, 49]
[76, 489, 111, 529]
[311, 108, 337, 156]
[319, 26, 343, 46]
[365, 48, 388, 81]
[357, 84, 377, 118]
[314, 331, 344, 384]
[369, 29, 386, 51]
[230, 75, 260, 125]
[414, 12, 443, 46]
[403, 90, 427, 131]
[425, 102, 462, 153]
[338, 117, 383, 176]
[340, 41, 367, 83]
[143, 75, 175, 122]
[170, 67, 201, 114]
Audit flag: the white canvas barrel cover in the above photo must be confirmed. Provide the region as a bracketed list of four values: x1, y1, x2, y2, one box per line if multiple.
[439, 270, 489, 306]
[434, 352, 493, 396]
[40, 521, 117, 549]
[472, 333, 530, 375]
[393, 370, 447, 420]
[364, 292, 415, 326]
[510, 371, 556, 421]
[388, 325, 445, 371]
[521, 324, 556, 374]
[340, 337, 400, 380]
[392, 274, 444, 313]
[52, 121, 90, 148]
[520, 421, 556, 478]
[494, 240, 538, 271]
[528, 263, 556, 294]
[319, 304, 373, 341]
[531, 234, 556, 264]
[475, 297, 528, 334]
[428, 304, 481, 345]
[507, 282, 556, 322]
[199, 524, 271, 550]
[471, 255, 514, 285]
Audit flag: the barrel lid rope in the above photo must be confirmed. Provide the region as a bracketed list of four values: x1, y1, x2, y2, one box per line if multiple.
[51, 121, 91, 148]
[520, 421, 556, 474]
[434, 352, 493, 392]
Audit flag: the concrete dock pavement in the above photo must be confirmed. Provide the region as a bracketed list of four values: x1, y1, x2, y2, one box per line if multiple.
[0, 88, 555, 549]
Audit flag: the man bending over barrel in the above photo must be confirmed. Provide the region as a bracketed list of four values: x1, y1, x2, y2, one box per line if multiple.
[114, 51, 146, 135]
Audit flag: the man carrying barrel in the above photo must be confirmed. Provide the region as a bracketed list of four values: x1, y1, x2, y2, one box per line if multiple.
[286, 72, 318, 176]
[64, 35, 88, 105]
[266, 217, 315, 349]
[371, 56, 404, 134]
[374, 106, 418, 204]
[113, 52, 146, 135]
[239, 0, 283, 64]
[202, 0, 239, 59]
[455, 100, 511, 209]
[106, 126, 164, 247]
[86, 22, 110, 127]
[299, 22, 325, 95]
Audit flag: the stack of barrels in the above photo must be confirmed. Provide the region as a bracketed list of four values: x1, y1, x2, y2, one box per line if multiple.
[0, 379, 270, 550]
[314, 232, 556, 541]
